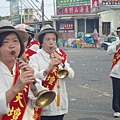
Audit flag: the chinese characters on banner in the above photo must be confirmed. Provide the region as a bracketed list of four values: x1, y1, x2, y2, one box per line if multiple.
[56, 0, 90, 6]
[92, 0, 99, 8]
[60, 24, 73, 30]
[102, 0, 120, 5]
[57, 5, 91, 15]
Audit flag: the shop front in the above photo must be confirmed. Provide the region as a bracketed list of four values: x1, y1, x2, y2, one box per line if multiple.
[52, 15, 99, 39]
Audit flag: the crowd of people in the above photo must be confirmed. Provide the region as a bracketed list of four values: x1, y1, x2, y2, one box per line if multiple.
[0, 19, 74, 120]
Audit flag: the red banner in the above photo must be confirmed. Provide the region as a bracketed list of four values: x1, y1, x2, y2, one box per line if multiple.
[60, 24, 73, 30]
[57, 5, 91, 15]
[92, 0, 99, 8]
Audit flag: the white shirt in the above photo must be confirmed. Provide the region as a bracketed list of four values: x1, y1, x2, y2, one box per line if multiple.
[0, 61, 42, 120]
[107, 39, 120, 78]
[29, 48, 75, 116]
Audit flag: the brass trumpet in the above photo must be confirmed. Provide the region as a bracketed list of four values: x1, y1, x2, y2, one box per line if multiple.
[57, 63, 68, 79]
[11, 51, 56, 107]
[30, 81, 56, 107]
[51, 49, 68, 79]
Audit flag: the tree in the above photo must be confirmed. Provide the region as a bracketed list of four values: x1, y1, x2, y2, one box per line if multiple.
[0, 16, 6, 21]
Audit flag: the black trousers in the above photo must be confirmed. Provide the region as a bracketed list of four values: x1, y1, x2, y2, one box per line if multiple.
[41, 115, 64, 120]
[112, 77, 120, 112]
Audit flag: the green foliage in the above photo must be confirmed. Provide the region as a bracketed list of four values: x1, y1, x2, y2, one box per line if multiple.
[0, 16, 6, 21]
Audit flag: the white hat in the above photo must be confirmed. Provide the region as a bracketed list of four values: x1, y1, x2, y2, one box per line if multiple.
[0, 20, 29, 43]
[35, 24, 62, 40]
[115, 27, 120, 32]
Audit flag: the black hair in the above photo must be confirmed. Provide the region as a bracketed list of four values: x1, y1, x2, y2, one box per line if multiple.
[27, 35, 33, 47]
[0, 31, 24, 58]
[38, 32, 58, 49]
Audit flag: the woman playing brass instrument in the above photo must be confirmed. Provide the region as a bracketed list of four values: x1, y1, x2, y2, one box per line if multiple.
[0, 20, 45, 120]
[29, 24, 75, 120]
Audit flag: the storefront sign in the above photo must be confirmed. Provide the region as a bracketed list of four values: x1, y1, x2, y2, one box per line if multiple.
[56, 0, 90, 7]
[102, 0, 120, 5]
[57, 5, 91, 15]
[60, 24, 73, 30]
[92, 0, 99, 8]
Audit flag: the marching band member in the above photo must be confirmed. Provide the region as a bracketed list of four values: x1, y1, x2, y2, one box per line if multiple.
[29, 24, 75, 120]
[107, 27, 120, 118]
[0, 20, 43, 120]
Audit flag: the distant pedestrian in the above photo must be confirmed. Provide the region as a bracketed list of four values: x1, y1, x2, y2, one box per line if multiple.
[93, 29, 98, 48]
[107, 27, 120, 118]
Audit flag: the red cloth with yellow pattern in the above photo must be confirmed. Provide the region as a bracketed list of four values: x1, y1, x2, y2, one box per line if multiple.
[25, 40, 40, 60]
[110, 49, 120, 79]
[111, 49, 120, 70]
[1, 63, 30, 120]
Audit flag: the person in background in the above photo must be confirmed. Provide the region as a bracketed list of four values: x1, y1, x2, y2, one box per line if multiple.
[16, 25, 40, 62]
[25, 25, 40, 53]
[108, 32, 115, 38]
[29, 24, 75, 120]
[107, 32, 116, 42]
[0, 19, 46, 120]
[107, 27, 120, 118]
[93, 29, 98, 48]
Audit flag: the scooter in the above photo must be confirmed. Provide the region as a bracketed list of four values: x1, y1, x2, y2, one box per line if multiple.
[101, 36, 117, 50]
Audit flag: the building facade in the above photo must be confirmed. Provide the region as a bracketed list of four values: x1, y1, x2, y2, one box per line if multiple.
[51, 0, 120, 39]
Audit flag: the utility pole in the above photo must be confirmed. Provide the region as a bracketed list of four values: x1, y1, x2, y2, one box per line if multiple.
[53, 0, 55, 15]
[42, 0, 44, 26]
[20, 0, 22, 24]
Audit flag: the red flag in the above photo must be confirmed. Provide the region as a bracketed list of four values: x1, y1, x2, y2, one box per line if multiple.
[92, 0, 99, 8]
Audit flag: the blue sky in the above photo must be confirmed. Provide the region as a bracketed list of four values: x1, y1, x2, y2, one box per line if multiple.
[0, 0, 54, 19]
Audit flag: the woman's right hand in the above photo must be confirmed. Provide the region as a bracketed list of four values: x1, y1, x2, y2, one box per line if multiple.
[13, 59, 35, 93]
[6, 60, 35, 104]
[48, 52, 62, 72]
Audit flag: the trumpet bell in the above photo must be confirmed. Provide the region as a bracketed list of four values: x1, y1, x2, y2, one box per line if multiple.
[57, 68, 68, 79]
[36, 90, 56, 107]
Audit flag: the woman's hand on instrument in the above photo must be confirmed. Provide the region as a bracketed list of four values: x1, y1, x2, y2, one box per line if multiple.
[18, 58, 34, 74]
[48, 52, 62, 71]
[13, 71, 35, 93]
[12, 59, 35, 92]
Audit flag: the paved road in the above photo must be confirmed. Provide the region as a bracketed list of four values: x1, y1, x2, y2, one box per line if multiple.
[61, 47, 114, 120]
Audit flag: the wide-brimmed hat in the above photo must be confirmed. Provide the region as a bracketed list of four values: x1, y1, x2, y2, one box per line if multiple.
[0, 20, 29, 43]
[35, 24, 62, 40]
[25, 25, 34, 35]
[115, 27, 120, 32]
